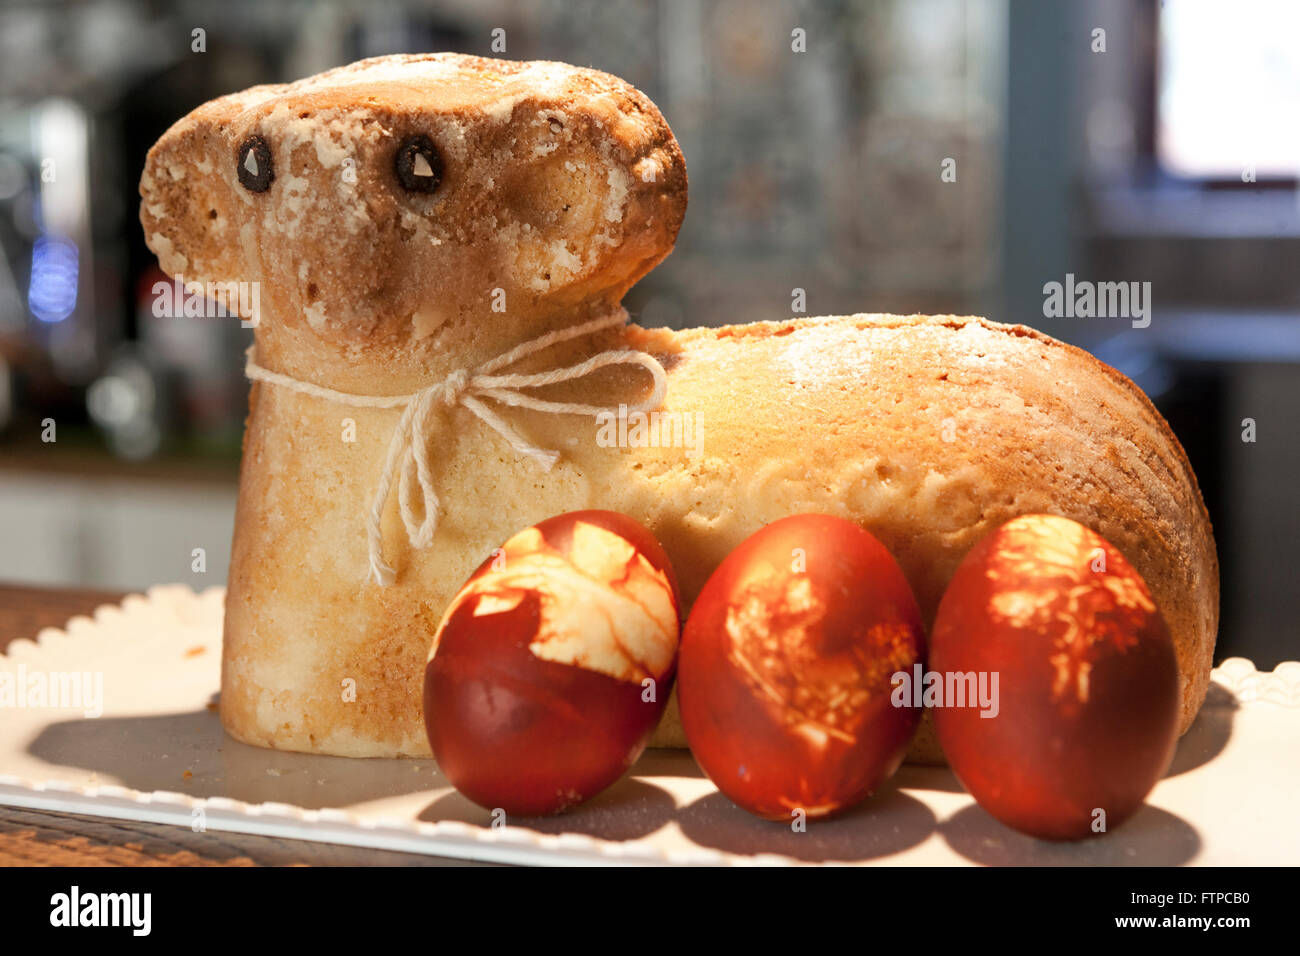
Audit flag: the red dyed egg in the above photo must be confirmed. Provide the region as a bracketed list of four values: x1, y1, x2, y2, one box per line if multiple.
[678, 514, 925, 821]
[424, 510, 680, 816]
[930, 514, 1179, 841]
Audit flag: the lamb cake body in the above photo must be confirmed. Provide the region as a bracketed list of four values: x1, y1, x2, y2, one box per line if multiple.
[140, 53, 1218, 763]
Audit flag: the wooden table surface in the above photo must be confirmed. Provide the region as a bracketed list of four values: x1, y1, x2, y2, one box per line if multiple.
[0, 583, 491, 867]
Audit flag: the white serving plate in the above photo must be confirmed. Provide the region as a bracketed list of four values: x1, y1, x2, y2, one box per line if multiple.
[1, 585, 1297, 865]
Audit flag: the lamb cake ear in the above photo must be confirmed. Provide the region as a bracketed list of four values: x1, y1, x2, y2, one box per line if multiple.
[485, 87, 688, 315]
[139, 90, 272, 312]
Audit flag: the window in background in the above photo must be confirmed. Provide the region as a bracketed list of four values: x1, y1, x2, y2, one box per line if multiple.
[1157, 0, 1300, 180]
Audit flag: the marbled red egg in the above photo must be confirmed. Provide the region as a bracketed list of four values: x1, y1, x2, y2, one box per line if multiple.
[424, 510, 680, 816]
[930, 514, 1179, 841]
[678, 514, 926, 821]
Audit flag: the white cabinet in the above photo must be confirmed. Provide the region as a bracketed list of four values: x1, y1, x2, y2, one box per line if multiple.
[0, 472, 237, 591]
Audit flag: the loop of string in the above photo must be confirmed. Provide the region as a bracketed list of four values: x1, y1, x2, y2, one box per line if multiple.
[244, 312, 667, 585]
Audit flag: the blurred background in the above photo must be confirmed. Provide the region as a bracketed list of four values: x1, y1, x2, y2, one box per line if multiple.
[0, 0, 1295, 667]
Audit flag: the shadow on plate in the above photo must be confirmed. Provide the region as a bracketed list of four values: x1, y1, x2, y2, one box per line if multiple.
[24, 680, 1231, 860]
[418, 776, 678, 842]
[940, 802, 1201, 866]
[25, 696, 443, 810]
[1165, 682, 1236, 777]
[676, 782, 937, 863]
[893, 763, 966, 793]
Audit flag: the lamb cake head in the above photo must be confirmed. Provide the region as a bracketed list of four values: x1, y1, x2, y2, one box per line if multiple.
[139, 54, 1218, 766]
[140, 53, 687, 376]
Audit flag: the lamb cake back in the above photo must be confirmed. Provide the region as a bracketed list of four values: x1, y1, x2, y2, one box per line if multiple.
[140, 53, 1218, 763]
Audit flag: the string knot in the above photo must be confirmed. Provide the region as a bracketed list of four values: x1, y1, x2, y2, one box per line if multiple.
[244, 311, 668, 586]
[441, 368, 470, 407]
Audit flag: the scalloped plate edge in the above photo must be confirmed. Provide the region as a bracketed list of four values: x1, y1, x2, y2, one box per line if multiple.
[2, 586, 1296, 865]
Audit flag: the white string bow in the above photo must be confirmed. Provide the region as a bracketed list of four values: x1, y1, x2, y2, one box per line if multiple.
[244, 312, 667, 585]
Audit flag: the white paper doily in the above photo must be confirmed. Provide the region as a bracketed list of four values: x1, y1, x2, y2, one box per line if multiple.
[1, 585, 1297, 865]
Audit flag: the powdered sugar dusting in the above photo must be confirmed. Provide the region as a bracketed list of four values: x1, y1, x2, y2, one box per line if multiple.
[936, 321, 1011, 371]
[777, 324, 879, 387]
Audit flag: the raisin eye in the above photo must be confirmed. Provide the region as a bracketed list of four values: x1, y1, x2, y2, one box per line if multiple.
[394, 134, 443, 193]
[237, 136, 274, 192]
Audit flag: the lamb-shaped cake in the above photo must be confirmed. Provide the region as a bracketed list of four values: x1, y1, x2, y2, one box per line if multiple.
[140, 53, 1218, 762]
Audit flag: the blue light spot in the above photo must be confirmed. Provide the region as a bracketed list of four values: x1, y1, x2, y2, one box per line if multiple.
[28, 235, 79, 323]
